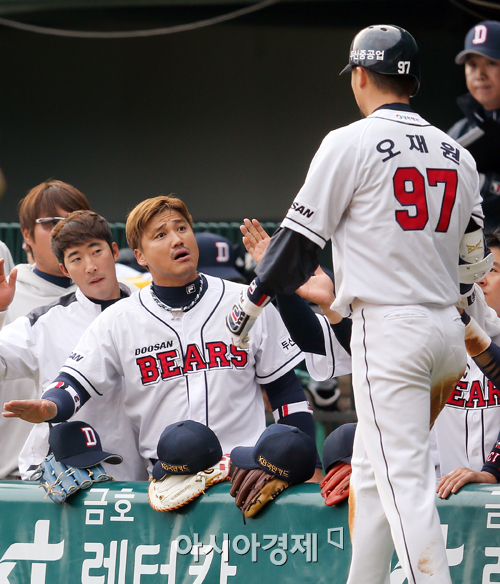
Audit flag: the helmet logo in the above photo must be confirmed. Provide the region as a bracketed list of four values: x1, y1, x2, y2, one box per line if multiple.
[472, 25, 488, 45]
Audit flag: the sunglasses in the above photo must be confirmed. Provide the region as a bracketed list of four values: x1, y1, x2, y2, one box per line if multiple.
[35, 217, 66, 230]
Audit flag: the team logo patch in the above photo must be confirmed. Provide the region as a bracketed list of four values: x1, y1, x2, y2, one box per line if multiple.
[288, 200, 317, 224]
[258, 455, 290, 478]
[278, 334, 297, 354]
[161, 462, 190, 473]
[466, 240, 483, 255]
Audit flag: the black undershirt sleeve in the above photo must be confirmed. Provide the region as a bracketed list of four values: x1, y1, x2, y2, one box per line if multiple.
[275, 294, 326, 355]
[255, 228, 322, 295]
[331, 318, 352, 356]
[471, 341, 500, 390]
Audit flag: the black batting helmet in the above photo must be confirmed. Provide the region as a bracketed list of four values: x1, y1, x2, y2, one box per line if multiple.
[340, 24, 420, 96]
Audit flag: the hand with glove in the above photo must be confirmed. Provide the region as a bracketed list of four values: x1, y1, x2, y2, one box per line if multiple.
[36, 421, 122, 504]
[320, 422, 356, 506]
[230, 424, 316, 520]
[148, 420, 230, 512]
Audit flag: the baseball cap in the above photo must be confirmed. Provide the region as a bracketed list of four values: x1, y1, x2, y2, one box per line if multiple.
[455, 21, 500, 64]
[195, 232, 245, 283]
[322, 423, 356, 474]
[49, 421, 123, 468]
[230, 424, 317, 485]
[152, 420, 223, 481]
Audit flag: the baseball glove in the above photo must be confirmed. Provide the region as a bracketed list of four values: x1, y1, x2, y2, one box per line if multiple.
[33, 453, 114, 504]
[320, 461, 351, 506]
[230, 467, 291, 519]
[148, 454, 231, 512]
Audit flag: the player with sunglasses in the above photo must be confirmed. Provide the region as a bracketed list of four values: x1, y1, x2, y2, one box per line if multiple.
[0, 180, 90, 479]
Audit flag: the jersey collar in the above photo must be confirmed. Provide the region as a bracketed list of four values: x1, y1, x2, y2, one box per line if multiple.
[374, 103, 414, 113]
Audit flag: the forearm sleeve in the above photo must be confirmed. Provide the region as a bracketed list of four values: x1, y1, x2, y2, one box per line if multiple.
[275, 294, 326, 355]
[262, 370, 321, 467]
[256, 228, 322, 295]
[331, 318, 352, 356]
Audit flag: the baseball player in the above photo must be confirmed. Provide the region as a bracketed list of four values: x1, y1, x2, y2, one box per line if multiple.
[432, 230, 500, 480]
[225, 25, 485, 584]
[0, 180, 91, 480]
[448, 20, 500, 232]
[437, 428, 500, 497]
[0, 211, 147, 480]
[3, 195, 321, 481]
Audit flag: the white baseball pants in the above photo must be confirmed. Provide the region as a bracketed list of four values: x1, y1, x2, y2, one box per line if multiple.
[346, 303, 466, 584]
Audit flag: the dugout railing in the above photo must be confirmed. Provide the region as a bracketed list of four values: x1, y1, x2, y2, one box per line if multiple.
[0, 479, 496, 583]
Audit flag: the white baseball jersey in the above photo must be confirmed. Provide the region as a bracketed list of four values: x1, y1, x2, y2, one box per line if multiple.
[56, 275, 303, 466]
[277, 104, 482, 584]
[0, 264, 78, 479]
[281, 108, 483, 312]
[432, 285, 500, 477]
[0, 283, 148, 481]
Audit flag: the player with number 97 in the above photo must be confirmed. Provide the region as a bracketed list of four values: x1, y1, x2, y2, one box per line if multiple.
[225, 24, 486, 584]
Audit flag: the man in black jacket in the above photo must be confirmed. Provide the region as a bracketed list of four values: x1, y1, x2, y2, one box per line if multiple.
[449, 20, 500, 232]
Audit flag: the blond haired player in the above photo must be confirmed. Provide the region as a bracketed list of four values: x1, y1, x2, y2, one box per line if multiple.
[3, 196, 323, 481]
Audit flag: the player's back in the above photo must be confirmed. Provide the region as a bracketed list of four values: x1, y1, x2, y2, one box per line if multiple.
[315, 108, 482, 310]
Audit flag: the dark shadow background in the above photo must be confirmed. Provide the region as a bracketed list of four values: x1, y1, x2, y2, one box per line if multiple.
[0, 0, 491, 222]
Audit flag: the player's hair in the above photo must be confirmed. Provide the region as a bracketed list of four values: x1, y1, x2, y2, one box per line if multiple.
[50, 210, 114, 267]
[126, 195, 193, 251]
[18, 180, 91, 239]
[364, 68, 416, 99]
[486, 229, 500, 251]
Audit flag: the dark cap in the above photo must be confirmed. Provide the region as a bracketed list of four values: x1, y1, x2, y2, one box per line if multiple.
[322, 423, 356, 474]
[195, 232, 244, 282]
[230, 424, 317, 485]
[49, 421, 123, 468]
[152, 420, 223, 481]
[456, 21, 500, 64]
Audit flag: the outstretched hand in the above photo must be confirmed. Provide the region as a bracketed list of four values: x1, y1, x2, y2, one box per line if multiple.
[240, 218, 271, 264]
[436, 467, 497, 499]
[3, 399, 57, 423]
[0, 258, 17, 312]
[240, 218, 342, 324]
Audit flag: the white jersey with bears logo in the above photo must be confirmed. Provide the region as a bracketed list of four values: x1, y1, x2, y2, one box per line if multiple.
[432, 285, 500, 477]
[56, 275, 303, 466]
[281, 107, 483, 312]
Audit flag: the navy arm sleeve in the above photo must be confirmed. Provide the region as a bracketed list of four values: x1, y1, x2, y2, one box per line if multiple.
[275, 294, 352, 357]
[331, 318, 352, 356]
[42, 372, 91, 422]
[255, 228, 322, 295]
[262, 369, 321, 468]
[471, 341, 500, 390]
[275, 294, 326, 355]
